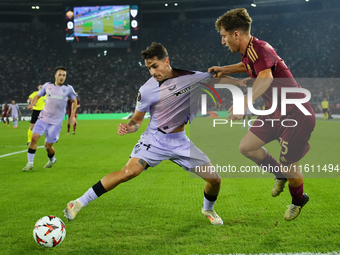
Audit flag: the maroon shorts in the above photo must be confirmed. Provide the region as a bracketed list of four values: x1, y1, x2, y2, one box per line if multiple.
[250, 105, 315, 165]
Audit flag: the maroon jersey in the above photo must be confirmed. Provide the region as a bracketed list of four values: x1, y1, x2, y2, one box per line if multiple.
[67, 98, 80, 116]
[242, 36, 307, 119]
[3, 104, 9, 116]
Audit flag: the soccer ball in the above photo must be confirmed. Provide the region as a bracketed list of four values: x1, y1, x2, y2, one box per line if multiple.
[33, 216, 66, 248]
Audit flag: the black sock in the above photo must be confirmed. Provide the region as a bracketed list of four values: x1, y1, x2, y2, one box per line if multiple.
[92, 181, 108, 197]
[28, 148, 36, 154]
[204, 191, 217, 202]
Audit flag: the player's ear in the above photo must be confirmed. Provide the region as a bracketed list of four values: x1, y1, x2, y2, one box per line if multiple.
[164, 58, 170, 66]
[234, 30, 239, 39]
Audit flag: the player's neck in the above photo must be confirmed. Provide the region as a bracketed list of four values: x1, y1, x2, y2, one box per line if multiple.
[240, 34, 252, 55]
[165, 67, 174, 79]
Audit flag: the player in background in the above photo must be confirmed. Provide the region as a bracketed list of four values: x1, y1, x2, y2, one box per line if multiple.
[8, 100, 21, 129]
[209, 8, 315, 221]
[27, 85, 46, 145]
[64, 42, 223, 225]
[1, 102, 10, 126]
[67, 93, 80, 134]
[23, 66, 78, 171]
[321, 97, 329, 120]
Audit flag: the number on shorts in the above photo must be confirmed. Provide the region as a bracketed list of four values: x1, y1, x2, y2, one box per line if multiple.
[279, 138, 288, 155]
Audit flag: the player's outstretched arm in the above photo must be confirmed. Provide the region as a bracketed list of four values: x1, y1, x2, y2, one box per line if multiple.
[212, 76, 252, 88]
[118, 109, 145, 136]
[227, 69, 273, 121]
[248, 68, 273, 103]
[208, 62, 247, 77]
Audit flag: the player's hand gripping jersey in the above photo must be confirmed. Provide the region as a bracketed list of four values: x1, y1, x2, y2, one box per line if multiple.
[136, 70, 212, 134]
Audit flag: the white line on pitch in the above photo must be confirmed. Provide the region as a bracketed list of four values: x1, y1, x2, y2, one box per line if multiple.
[0, 146, 44, 158]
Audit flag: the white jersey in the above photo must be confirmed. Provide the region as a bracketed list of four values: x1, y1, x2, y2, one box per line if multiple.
[9, 104, 19, 117]
[136, 69, 213, 134]
[37, 82, 77, 125]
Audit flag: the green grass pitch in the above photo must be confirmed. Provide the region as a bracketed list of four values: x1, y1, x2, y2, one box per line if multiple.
[0, 118, 339, 254]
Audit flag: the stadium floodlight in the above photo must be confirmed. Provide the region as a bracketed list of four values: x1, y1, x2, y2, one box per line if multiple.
[165, 3, 168, 6]
[32, 6, 36, 9]
[174, 3, 178, 6]
[36, 6, 40, 9]
[251, 3, 257, 7]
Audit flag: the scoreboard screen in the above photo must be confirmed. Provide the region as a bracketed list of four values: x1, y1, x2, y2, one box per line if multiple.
[65, 5, 139, 48]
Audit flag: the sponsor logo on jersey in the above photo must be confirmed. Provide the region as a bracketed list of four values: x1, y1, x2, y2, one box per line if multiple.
[48, 94, 64, 100]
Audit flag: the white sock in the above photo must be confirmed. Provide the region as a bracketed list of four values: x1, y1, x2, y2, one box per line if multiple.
[203, 196, 216, 211]
[78, 187, 98, 207]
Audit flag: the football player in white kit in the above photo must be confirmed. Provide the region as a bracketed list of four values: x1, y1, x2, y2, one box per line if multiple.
[23, 66, 78, 171]
[64, 42, 223, 225]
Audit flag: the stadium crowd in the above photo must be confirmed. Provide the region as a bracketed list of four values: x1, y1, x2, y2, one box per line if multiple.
[1, 9, 339, 114]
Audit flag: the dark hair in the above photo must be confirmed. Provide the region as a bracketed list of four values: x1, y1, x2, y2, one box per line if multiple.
[141, 42, 169, 60]
[215, 8, 252, 34]
[54, 66, 67, 75]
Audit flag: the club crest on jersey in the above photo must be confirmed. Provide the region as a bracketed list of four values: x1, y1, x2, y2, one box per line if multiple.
[168, 85, 176, 91]
[136, 92, 142, 107]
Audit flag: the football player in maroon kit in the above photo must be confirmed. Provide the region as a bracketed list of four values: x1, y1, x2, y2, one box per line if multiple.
[209, 8, 315, 221]
[2, 102, 10, 126]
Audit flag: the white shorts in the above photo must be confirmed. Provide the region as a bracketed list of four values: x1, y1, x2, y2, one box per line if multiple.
[130, 130, 211, 171]
[33, 119, 62, 144]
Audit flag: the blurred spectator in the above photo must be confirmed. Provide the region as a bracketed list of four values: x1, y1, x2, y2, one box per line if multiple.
[1, 10, 339, 113]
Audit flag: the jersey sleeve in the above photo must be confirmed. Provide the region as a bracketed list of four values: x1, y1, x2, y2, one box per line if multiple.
[252, 43, 277, 75]
[67, 85, 77, 101]
[135, 84, 156, 112]
[37, 83, 49, 97]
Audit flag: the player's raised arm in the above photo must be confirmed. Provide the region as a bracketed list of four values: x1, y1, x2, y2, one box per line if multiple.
[118, 109, 146, 136]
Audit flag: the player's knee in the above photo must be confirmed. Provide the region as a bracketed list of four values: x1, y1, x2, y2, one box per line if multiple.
[120, 168, 140, 182]
[31, 135, 39, 144]
[239, 143, 251, 157]
[44, 144, 52, 150]
[207, 177, 221, 187]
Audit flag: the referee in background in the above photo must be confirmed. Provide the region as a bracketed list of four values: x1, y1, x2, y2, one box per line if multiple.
[26, 85, 46, 145]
